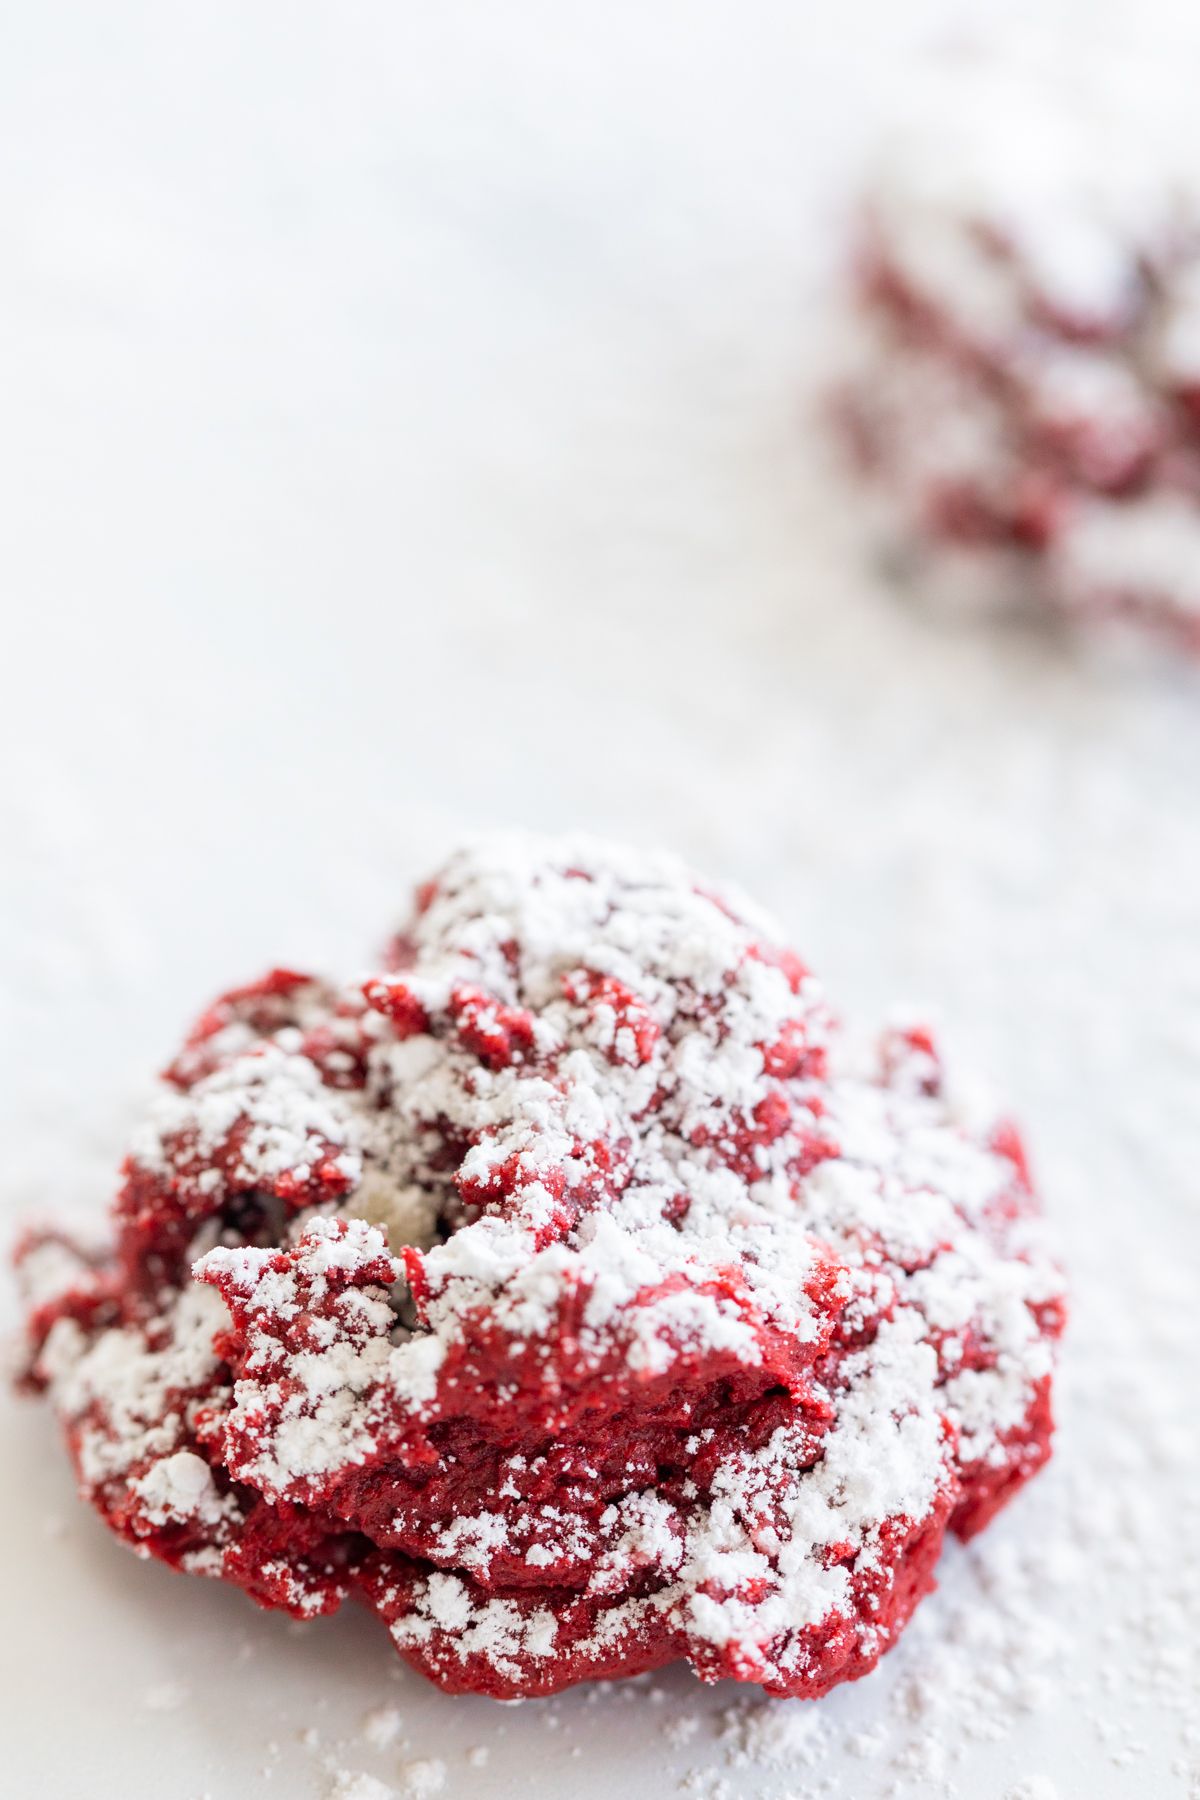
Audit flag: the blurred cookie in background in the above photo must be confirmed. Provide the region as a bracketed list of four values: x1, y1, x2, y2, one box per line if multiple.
[830, 34, 1200, 656]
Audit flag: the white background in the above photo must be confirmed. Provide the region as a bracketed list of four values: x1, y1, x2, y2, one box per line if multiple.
[2, 4, 1198, 1797]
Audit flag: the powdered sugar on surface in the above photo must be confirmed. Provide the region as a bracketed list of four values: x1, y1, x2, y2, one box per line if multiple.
[329, 1776, 395, 1800]
[3, 1, 1200, 1796]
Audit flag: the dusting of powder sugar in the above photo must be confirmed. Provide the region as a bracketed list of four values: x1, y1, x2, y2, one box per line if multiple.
[13, 808, 1200, 1794]
[329, 1776, 396, 1800]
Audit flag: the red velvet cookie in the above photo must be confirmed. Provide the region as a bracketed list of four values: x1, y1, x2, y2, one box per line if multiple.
[17, 838, 1064, 1699]
[833, 49, 1200, 652]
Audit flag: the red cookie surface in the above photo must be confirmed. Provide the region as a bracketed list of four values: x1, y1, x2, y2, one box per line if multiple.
[17, 837, 1064, 1699]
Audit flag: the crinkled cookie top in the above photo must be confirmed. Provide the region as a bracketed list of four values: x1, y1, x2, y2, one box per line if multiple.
[18, 836, 1064, 1698]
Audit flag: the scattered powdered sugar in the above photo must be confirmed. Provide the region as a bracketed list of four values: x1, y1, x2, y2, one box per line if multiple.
[329, 1775, 396, 1800]
[398, 1758, 446, 1799]
[360, 1706, 404, 1751]
[721, 1697, 825, 1770]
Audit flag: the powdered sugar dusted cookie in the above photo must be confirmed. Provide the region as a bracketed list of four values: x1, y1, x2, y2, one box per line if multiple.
[833, 41, 1200, 654]
[16, 837, 1063, 1698]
